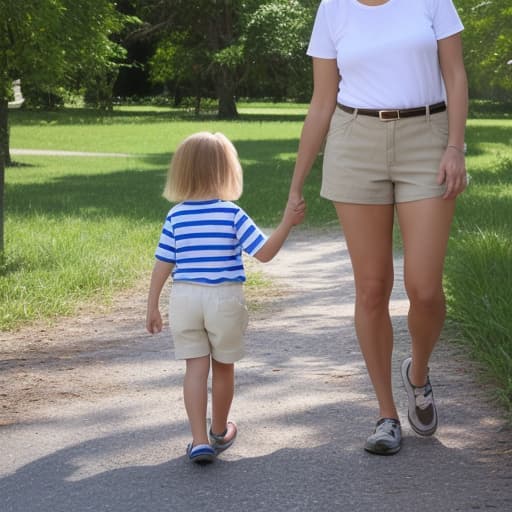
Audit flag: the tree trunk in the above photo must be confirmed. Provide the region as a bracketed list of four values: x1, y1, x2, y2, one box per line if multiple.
[0, 99, 10, 166]
[216, 71, 238, 119]
[194, 95, 201, 117]
[0, 99, 7, 253]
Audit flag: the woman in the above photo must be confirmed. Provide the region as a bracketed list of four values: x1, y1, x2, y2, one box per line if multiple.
[288, 0, 468, 454]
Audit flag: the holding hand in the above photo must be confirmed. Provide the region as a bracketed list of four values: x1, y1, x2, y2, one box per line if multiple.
[284, 197, 306, 226]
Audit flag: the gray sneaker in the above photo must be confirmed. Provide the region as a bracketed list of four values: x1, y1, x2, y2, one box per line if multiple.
[364, 418, 402, 455]
[401, 357, 438, 436]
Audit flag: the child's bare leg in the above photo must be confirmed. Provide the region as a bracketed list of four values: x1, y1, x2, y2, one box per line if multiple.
[210, 359, 234, 435]
[184, 355, 210, 446]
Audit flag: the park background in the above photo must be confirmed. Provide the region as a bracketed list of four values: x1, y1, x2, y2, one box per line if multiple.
[0, 1, 511, 417]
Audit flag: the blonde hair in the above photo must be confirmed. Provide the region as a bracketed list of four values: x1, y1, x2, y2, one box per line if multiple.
[163, 132, 243, 202]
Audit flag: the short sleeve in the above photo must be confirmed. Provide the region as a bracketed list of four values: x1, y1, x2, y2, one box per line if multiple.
[307, 1, 337, 59]
[233, 208, 267, 256]
[155, 214, 176, 263]
[432, 0, 464, 40]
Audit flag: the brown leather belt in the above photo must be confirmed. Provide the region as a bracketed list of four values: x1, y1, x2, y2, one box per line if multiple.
[337, 101, 446, 121]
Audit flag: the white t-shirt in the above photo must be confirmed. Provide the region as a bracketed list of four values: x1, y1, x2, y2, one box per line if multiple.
[307, 0, 464, 109]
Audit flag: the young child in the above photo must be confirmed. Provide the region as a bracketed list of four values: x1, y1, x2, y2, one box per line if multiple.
[146, 131, 304, 464]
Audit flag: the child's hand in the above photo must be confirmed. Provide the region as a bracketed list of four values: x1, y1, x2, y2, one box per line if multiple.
[146, 308, 163, 334]
[284, 198, 306, 226]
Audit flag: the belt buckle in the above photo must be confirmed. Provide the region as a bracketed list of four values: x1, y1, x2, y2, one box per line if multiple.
[378, 110, 400, 121]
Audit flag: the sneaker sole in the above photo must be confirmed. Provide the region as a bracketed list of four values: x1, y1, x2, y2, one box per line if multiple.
[364, 442, 401, 456]
[401, 358, 438, 437]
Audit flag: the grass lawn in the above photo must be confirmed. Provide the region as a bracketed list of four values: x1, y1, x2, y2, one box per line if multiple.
[3, 101, 512, 414]
[3, 102, 332, 332]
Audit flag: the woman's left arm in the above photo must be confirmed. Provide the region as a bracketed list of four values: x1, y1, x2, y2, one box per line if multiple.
[438, 33, 469, 199]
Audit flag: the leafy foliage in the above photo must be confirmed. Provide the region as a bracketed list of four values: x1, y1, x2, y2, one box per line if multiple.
[457, 0, 512, 100]
[0, 0, 134, 105]
[137, 0, 315, 115]
[0, 0, 136, 251]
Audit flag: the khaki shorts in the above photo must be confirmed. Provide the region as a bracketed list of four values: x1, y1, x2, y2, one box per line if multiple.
[169, 282, 248, 363]
[321, 107, 449, 204]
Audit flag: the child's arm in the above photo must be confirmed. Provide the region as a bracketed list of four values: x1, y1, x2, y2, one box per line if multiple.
[146, 259, 174, 334]
[253, 200, 305, 263]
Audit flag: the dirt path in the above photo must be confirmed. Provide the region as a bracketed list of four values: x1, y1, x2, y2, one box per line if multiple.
[1, 229, 511, 512]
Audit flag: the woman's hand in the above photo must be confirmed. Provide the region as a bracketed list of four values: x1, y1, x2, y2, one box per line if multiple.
[284, 197, 306, 226]
[287, 193, 306, 213]
[437, 146, 468, 199]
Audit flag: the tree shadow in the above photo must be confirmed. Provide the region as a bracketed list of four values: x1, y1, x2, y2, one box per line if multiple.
[5, 138, 325, 227]
[1, 410, 509, 512]
[5, 161, 36, 169]
[9, 107, 306, 127]
[1, 229, 511, 511]
[465, 124, 512, 157]
[468, 101, 512, 120]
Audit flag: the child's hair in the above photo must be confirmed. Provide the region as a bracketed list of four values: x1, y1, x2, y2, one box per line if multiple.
[163, 131, 243, 202]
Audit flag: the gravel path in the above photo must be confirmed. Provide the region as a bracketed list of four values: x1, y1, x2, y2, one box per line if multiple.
[1, 229, 511, 511]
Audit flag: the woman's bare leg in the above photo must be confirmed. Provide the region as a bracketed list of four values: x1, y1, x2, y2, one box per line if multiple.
[396, 197, 455, 386]
[334, 202, 397, 419]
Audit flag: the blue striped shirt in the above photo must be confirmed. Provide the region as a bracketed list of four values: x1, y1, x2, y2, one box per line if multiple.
[155, 199, 268, 285]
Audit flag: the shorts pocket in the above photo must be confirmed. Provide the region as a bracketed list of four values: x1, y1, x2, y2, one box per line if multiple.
[169, 295, 198, 330]
[327, 108, 355, 138]
[217, 297, 249, 331]
[429, 111, 449, 145]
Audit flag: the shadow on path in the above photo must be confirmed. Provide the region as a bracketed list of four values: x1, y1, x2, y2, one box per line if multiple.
[1, 230, 511, 511]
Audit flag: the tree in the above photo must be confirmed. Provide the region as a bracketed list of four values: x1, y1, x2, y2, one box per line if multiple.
[133, 0, 254, 118]
[456, 0, 512, 101]
[150, 34, 213, 113]
[134, 0, 315, 117]
[244, 0, 313, 101]
[0, 0, 132, 252]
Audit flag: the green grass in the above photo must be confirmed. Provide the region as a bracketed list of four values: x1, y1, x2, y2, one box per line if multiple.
[3, 101, 512, 416]
[2, 155, 165, 327]
[3, 102, 333, 330]
[8, 103, 333, 227]
[444, 117, 512, 415]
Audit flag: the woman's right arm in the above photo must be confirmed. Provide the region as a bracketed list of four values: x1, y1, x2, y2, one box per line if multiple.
[288, 57, 340, 208]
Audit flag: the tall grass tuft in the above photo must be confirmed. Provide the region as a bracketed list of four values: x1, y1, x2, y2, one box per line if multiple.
[1, 215, 156, 329]
[444, 120, 512, 416]
[445, 231, 512, 413]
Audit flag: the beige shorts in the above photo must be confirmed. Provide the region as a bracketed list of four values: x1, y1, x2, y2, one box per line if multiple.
[169, 282, 248, 363]
[321, 107, 449, 204]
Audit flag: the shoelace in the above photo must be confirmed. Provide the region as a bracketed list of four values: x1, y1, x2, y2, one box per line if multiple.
[376, 419, 398, 437]
[414, 382, 433, 410]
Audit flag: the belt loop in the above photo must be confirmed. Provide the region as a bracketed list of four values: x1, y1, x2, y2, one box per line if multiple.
[353, 107, 359, 119]
[426, 104, 431, 121]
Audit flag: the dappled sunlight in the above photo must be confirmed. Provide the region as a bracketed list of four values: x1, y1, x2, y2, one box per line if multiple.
[2, 228, 511, 511]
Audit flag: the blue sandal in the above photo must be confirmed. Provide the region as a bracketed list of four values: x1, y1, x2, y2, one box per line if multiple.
[186, 443, 216, 464]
